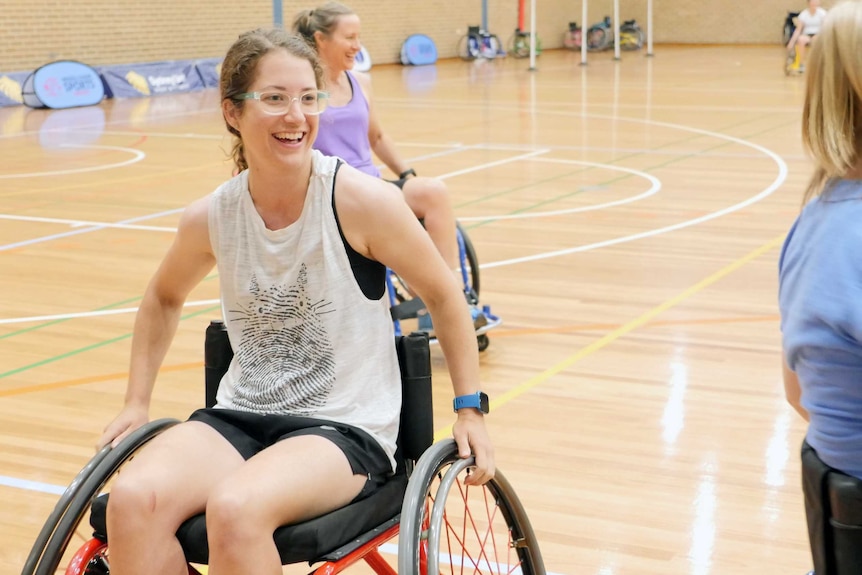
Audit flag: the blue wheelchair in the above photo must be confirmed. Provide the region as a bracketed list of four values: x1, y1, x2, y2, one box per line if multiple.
[387, 222, 500, 352]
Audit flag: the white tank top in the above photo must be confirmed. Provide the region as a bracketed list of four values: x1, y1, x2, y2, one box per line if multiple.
[208, 150, 401, 469]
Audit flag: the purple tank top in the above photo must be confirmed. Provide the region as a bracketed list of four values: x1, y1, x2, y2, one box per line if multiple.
[314, 71, 380, 177]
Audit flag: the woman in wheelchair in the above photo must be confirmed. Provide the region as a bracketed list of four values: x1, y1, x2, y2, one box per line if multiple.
[96, 28, 493, 575]
[293, 3, 487, 332]
[785, 0, 827, 74]
[779, 3, 862, 573]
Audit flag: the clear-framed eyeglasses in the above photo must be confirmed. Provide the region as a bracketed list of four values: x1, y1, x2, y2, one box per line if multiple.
[235, 90, 329, 116]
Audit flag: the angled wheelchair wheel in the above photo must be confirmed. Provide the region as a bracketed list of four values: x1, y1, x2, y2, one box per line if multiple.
[457, 222, 480, 301]
[398, 439, 545, 575]
[587, 26, 611, 51]
[22, 419, 180, 575]
[509, 31, 529, 58]
[618, 24, 644, 51]
[457, 33, 480, 61]
[390, 222, 480, 305]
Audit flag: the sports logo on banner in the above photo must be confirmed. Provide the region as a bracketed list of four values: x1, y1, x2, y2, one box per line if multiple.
[22, 60, 105, 109]
[400, 34, 438, 66]
[100, 60, 205, 98]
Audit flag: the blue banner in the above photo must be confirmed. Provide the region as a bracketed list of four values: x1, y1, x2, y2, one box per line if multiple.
[195, 58, 222, 89]
[23, 60, 104, 109]
[100, 60, 205, 98]
[0, 71, 30, 107]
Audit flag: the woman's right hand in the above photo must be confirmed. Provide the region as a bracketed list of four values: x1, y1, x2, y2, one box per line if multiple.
[97, 404, 149, 450]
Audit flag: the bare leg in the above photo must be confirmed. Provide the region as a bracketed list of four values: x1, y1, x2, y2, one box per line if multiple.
[107, 421, 245, 575]
[797, 35, 810, 68]
[206, 435, 367, 575]
[402, 177, 458, 269]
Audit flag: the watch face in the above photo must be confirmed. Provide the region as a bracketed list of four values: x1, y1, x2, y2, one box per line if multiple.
[479, 392, 489, 414]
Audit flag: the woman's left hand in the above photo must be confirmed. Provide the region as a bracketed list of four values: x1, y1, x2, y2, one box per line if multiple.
[453, 409, 495, 485]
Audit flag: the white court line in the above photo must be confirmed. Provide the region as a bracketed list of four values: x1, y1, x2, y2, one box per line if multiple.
[0, 208, 183, 252]
[80, 129, 224, 140]
[436, 149, 550, 180]
[0, 144, 145, 179]
[0, 475, 65, 495]
[457, 159, 662, 222]
[480, 115, 788, 268]
[0, 299, 219, 325]
[0, 105, 217, 140]
[0, 213, 176, 232]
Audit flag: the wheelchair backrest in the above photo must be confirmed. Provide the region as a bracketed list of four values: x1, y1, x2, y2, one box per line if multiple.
[203, 320, 434, 465]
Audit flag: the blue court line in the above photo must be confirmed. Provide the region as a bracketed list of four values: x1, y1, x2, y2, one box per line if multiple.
[0, 475, 65, 495]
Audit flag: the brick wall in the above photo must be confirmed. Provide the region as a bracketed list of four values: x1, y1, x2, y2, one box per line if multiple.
[0, 0, 841, 73]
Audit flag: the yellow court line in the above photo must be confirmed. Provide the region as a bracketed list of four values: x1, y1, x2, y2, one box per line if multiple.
[489, 314, 780, 339]
[434, 233, 785, 442]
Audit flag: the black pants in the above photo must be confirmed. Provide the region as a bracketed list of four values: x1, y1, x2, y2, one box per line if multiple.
[802, 440, 862, 575]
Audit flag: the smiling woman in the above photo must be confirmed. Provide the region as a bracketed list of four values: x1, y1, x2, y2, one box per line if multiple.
[293, 2, 493, 335]
[84, 26, 493, 575]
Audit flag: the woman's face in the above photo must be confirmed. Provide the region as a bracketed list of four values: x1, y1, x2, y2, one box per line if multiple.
[222, 49, 320, 172]
[316, 14, 362, 72]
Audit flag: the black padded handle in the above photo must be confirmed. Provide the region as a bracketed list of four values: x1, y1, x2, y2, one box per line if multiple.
[204, 320, 233, 408]
[397, 331, 433, 461]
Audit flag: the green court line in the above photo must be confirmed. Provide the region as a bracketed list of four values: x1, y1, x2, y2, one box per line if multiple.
[0, 274, 221, 381]
[0, 296, 142, 341]
[0, 304, 222, 381]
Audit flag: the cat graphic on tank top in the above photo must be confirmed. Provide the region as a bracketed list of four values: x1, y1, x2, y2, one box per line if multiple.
[227, 264, 336, 414]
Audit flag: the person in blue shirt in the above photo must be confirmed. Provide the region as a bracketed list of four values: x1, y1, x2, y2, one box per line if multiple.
[778, 2, 862, 573]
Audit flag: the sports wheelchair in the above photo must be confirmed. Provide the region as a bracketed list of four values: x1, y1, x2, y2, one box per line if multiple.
[387, 222, 500, 352]
[22, 322, 543, 575]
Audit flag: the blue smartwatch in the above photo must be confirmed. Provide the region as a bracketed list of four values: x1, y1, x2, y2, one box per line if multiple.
[453, 391, 490, 414]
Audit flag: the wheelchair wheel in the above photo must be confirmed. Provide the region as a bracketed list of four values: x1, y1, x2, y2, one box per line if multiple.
[398, 440, 545, 575]
[457, 33, 480, 61]
[457, 222, 480, 301]
[390, 222, 480, 305]
[480, 34, 503, 59]
[509, 31, 529, 58]
[618, 23, 644, 51]
[23, 419, 179, 575]
[587, 27, 610, 51]
[563, 27, 582, 50]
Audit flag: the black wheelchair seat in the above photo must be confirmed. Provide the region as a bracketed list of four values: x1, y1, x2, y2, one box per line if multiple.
[88, 473, 408, 564]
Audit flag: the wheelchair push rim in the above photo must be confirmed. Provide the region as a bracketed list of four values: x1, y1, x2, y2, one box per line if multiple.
[398, 439, 545, 575]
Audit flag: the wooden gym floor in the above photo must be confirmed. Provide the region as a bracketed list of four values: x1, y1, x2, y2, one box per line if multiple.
[0, 45, 813, 574]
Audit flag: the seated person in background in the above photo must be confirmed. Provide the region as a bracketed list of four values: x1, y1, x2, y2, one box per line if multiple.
[293, 2, 487, 332]
[779, 2, 862, 573]
[786, 0, 827, 73]
[97, 28, 493, 575]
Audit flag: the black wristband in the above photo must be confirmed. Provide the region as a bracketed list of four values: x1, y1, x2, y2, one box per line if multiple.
[398, 168, 416, 179]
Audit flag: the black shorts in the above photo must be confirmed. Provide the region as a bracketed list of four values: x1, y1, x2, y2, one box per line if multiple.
[187, 408, 392, 502]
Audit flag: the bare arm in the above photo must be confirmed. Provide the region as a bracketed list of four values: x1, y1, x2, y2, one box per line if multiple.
[354, 72, 413, 178]
[787, 17, 804, 48]
[98, 196, 216, 448]
[335, 167, 494, 484]
[782, 356, 809, 422]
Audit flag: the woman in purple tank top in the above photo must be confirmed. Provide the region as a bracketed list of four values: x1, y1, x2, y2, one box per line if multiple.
[293, 3, 459, 271]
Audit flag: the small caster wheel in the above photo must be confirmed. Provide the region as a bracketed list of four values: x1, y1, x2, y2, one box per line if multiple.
[477, 334, 489, 352]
